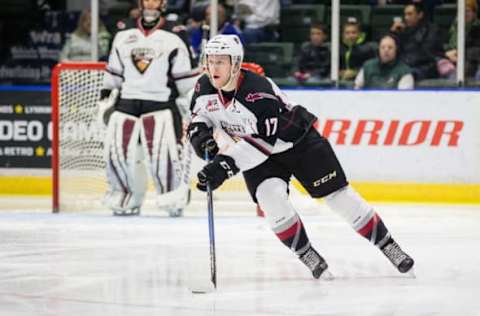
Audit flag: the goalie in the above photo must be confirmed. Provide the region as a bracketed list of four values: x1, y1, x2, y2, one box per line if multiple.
[98, 0, 200, 217]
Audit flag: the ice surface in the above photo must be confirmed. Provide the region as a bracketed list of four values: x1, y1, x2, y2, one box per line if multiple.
[0, 200, 479, 316]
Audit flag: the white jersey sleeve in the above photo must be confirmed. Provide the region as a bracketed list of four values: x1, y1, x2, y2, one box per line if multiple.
[102, 34, 124, 91]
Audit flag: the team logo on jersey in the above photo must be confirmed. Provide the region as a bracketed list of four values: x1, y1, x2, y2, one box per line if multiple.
[220, 121, 245, 135]
[206, 99, 220, 112]
[131, 47, 156, 74]
[125, 34, 139, 44]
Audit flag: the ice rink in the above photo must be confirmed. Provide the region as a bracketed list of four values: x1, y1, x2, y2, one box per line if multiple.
[0, 197, 479, 316]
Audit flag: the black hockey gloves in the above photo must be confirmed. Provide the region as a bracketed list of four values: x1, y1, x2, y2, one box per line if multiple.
[197, 155, 239, 191]
[187, 122, 219, 160]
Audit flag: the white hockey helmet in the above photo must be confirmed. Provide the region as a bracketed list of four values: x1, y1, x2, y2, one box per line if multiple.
[204, 35, 244, 68]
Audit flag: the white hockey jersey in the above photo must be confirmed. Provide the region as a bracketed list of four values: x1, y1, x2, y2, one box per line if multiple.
[103, 19, 199, 103]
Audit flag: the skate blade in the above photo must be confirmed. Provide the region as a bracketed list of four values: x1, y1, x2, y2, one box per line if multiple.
[320, 269, 335, 281]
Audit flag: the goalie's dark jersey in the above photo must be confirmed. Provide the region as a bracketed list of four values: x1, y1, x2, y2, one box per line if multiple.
[190, 69, 348, 200]
[190, 70, 319, 171]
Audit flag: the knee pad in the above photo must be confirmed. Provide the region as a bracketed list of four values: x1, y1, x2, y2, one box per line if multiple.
[256, 177, 311, 254]
[256, 178, 296, 228]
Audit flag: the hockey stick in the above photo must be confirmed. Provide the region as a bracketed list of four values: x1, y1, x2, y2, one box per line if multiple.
[190, 149, 217, 294]
[205, 149, 217, 290]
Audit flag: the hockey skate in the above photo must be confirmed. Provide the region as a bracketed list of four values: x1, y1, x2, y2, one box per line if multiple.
[381, 239, 414, 274]
[299, 246, 333, 280]
[113, 207, 141, 216]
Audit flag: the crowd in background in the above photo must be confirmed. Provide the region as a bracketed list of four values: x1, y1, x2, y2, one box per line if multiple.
[0, 0, 479, 88]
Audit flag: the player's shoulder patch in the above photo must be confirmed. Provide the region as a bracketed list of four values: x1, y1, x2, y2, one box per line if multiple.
[238, 71, 277, 103]
[245, 92, 278, 103]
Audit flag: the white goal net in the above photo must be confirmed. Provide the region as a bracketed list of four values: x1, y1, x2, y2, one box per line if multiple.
[52, 63, 109, 212]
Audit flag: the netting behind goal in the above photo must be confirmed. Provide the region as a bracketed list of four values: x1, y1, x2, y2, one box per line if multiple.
[51, 62, 256, 214]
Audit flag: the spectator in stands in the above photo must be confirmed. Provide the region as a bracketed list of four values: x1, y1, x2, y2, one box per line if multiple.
[235, 0, 280, 43]
[444, 0, 480, 79]
[390, 2, 444, 80]
[59, 9, 111, 62]
[189, 3, 244, 58]
[339, 18, 377, 81]
[355, 34, 414, 89]
[293, 21, 330, 83]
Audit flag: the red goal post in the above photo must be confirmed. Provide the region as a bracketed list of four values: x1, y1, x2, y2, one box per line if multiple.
[51, 62, 107, 213]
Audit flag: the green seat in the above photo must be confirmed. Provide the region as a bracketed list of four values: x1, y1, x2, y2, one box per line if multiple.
[281, 26, 311, 44]
[244, 42, 294, 78]
[324, 5, 372, 39]
[371, 5, 404, 41]
[281, 5, 326, 44]
[340, 5, 372, 28]
[281, 5, 326, 27]
[434, 4, 456, 42]
[325, 5, 372, 27]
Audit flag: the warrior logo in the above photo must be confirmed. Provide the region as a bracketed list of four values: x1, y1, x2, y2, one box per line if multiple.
[131, 47, 156, 74]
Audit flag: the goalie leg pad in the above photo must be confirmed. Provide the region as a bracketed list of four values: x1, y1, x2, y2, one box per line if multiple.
[104, 111, 148, 213]
[256, 177, 311, 255]
[325, 185, 390, 247]
[140, 110, 190, 213]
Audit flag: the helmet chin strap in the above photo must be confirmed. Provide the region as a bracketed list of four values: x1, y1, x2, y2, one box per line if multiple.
[222, 66, 241, 91]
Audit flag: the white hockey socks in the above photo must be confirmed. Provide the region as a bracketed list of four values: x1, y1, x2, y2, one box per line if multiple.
[324, 185, 391, 248]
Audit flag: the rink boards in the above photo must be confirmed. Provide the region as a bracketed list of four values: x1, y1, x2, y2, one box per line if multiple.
[1, 89, 479, 204]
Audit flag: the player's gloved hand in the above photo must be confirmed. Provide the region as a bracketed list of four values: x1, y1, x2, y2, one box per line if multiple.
[197, 155, 239, 191]
[187, 122, 219, 160]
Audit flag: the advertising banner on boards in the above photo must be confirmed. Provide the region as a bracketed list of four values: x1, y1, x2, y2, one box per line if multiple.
[285, 90, 480, 183]
[0, 91, 51, 168]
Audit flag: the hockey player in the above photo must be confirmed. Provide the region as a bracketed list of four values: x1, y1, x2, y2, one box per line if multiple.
[98, 0, 200, 217]
[188, 35, 414, 279]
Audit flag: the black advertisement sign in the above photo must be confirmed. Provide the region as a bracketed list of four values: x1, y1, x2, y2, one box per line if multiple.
[0, 90, 52, 168]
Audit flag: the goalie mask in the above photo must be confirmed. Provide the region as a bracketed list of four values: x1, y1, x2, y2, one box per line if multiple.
[138, 0, 167, 23]
[204, 34, 244, 89]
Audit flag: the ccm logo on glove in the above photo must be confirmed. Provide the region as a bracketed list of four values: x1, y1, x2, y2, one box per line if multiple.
[197, 155, 239, 191]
